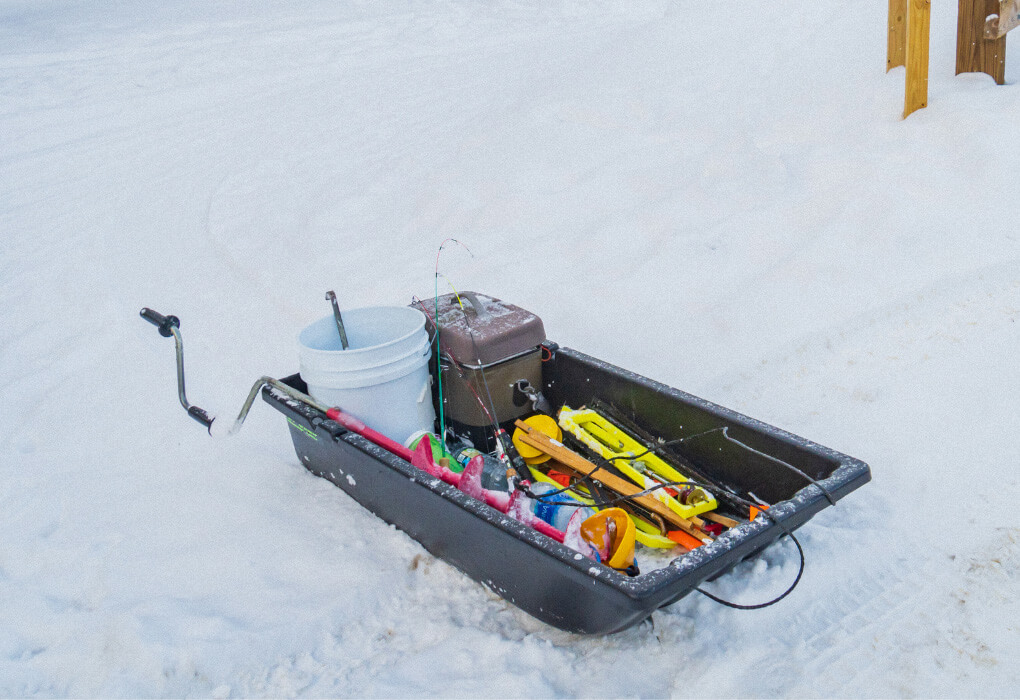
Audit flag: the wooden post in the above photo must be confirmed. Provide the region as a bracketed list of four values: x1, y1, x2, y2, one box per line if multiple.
[956, 0, 1007, 84]
[904, 0, 932, 118]
[888, 0, 908, 70]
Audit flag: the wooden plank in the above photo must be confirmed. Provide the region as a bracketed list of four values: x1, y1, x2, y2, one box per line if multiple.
[520, 436, 708, 542]
[985, 0, 1020, 38]
[957, 0, 1007, 84]
[904, 0, 931, 118]
[888, 0, 908, 70]
[703, 512, 740, 529]
[514, 420, 713, 543]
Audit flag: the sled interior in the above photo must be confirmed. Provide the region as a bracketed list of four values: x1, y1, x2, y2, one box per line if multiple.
[262, 343, 870, 634]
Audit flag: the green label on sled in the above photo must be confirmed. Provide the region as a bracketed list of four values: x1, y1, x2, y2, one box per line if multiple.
[287, 417, 319, 441]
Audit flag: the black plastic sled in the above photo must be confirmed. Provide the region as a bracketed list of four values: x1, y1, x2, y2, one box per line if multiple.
[262, 343, 871, 635]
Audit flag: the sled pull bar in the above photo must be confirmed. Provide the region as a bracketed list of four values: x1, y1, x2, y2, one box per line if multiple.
[139, 308, 215, 431]
[139, 307, 333, 437]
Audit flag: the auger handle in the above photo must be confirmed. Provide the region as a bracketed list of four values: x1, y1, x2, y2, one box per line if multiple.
[140, 308, 181, 338]
[138, 307, 214, 432]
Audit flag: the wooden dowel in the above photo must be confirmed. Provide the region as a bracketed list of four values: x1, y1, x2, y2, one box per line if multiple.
[703, 512, 740, 529]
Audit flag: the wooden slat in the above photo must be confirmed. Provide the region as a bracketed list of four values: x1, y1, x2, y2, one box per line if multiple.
[904, 0, 932, 118]
[888, 0, 908, 70]
[514, 420, 713, 543]
[956, 0, 1007, 84]
[703, 512, 740, 529]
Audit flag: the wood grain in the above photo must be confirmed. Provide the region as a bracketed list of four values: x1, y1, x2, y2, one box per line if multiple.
[888, 0, 908, 70]
[956, 0, 1006, 84]
[904, 0, 931, 118]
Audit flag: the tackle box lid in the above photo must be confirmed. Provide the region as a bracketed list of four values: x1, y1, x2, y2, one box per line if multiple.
[413, 292, 545, 366]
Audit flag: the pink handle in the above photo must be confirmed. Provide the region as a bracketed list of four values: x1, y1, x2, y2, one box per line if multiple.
[324, 406, 564, 543]
[326, 408, 414, 461]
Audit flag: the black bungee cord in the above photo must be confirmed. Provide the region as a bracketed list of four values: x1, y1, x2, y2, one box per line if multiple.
[694, 509, 805, 611]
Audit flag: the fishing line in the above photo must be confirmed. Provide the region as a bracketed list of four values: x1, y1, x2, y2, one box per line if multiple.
[717, 429, 837, 506]
[526, 473, 746, 510]
[432, 281, 501, 429]
[424, 275, 517, 464]
[412, 295, 498, 428]
[525, 430, 743, 508]
[454, 292, 521, 468]
[523, 432, 813, 609]
[423, 281, 506, 437]
[414, 277, 516, 472]
[603, 426, 836, 506]
[524, 425, 816, 511]
[524, 466, 806, 609]
[466, 322, 505, 439]
[433, 239, 474, 441]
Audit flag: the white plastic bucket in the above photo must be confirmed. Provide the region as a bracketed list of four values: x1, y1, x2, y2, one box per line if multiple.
[298, 306, 435, 444]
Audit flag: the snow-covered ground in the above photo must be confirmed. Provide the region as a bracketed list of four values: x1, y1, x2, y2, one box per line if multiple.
[2, 0, 1018, 696]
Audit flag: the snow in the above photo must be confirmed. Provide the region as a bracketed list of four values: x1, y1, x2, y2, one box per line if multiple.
[1, 0, 1018, 696]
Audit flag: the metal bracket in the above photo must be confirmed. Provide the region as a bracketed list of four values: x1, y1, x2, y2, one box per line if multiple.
[985, 0, 1020, 38]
